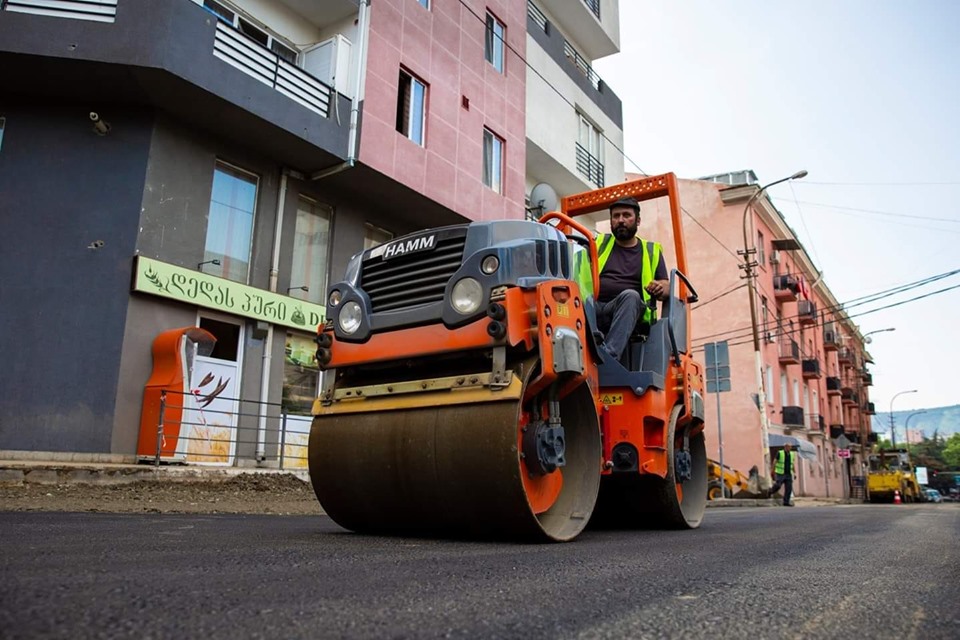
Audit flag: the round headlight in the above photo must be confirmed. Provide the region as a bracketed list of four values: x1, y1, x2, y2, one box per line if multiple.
[480, 255, 500, 275]
[328, 290, 342, 307]
[451, 278, 483, 315]
[338, 301, 362, 334]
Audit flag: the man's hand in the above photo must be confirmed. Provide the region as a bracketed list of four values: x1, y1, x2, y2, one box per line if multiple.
[645, 279, 669, 300]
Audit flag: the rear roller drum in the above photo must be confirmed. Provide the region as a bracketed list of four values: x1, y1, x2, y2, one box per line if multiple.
[591, 404, 707, 529]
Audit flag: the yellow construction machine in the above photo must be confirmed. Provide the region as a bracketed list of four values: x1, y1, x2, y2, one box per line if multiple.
[707, 459, 761, 500]
[867, 449, 923, 503]
[308, 174, 707, 541]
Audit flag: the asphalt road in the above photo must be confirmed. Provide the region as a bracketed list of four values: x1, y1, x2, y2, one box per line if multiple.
[2, 504, 958, 639]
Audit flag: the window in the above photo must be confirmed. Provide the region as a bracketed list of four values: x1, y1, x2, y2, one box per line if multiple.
[482, 127, 504, 193]
[204, 162, 258, 283]
[576, 113, 604, 186]
[199, 317, 241, 361]
[0, 117, 4, 152]
[396, 69, 427, 145]
[780, 372, 788, 408]
[485, 12, 505, 73]
[201, 0, 235, 23]
[757, 230, 765, 266]
[364, 223, 393, 250]
[201, 2, 298, 64]
[417, 0, 430, 7]
[290, 197, 332, 305]
[765, 366, 774, 405]
[283, 333, 320, 415]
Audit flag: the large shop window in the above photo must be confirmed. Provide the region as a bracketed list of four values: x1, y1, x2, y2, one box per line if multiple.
[204, 162, 258, 283]
[283, 333, 319, 415]
[290, 197, 332, 305]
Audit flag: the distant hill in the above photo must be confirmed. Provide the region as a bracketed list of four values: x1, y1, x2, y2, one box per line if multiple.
[872, 404, 960, 439]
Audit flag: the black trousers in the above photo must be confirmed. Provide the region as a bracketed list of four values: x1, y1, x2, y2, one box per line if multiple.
[770, 473, 794, 505]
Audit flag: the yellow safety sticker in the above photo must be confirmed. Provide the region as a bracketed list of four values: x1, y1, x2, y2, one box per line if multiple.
[601, 393, 623, 405]
[556, 303, 570, 318]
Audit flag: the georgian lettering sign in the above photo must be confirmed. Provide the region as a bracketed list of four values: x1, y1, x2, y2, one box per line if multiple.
[132, 256, 326, 331]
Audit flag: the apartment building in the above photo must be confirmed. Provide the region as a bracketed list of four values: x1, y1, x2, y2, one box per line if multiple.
[524, 0, 624, 212]
[631, 171, 876, 499]
[0, 0, 528, 462]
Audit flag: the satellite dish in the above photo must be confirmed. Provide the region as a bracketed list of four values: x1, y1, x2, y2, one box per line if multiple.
[530, 182, 559, 214]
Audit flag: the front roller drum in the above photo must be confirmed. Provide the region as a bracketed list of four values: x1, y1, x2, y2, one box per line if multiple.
[308, 378, 601, 542]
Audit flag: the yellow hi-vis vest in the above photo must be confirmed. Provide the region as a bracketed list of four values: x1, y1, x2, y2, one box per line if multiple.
[774, 449, 797, 476]
[590, 233, 662, 326]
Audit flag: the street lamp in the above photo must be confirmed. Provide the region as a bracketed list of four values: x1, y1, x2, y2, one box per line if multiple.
[863, 327, 895, 344]
[889, 389, 918, 448]
[741, 170, 808, 482]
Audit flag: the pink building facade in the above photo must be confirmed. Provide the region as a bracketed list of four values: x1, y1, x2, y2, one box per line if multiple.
[359, 0, 527, 222]
[627, 173, 875, 498]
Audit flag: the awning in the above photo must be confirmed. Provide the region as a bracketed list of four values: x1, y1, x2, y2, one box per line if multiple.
[769, 434, 818, 461]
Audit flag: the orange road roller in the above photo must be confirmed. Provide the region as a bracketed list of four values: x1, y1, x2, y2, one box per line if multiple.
[309, 173, 707, 542]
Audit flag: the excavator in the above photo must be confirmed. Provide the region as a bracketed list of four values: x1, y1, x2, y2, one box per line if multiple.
[308, 173, 707, 541]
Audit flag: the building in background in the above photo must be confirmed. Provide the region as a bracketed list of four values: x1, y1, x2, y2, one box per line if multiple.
[631, 171, 876, 499]
[523, 0, 624, 215]
[0, 0, 528, 462]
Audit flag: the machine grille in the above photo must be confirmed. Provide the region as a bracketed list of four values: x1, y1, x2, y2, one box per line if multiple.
[360, 233, 467, 312]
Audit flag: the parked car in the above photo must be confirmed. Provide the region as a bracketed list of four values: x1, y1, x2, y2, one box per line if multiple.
[924, 488, 943, 503]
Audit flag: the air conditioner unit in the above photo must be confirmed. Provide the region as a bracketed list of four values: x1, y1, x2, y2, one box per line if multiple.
[764, 331, 776, 343]
[769, 250, 781, 265]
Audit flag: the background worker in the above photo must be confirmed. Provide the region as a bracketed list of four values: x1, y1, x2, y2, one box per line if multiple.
[594, 196, 669, 361]
[769, 443, 797, 506]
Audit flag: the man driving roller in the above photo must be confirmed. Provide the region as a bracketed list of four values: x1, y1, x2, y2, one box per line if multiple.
[594, 196, 669, 361]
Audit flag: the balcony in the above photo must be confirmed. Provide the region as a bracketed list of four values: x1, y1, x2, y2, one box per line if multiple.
[809, 414, 825, 432]
[862, 371, 873, 386]
[0, 0, 352, 170]
[782, 406, 805, 428]
[841, 390, 859, 406]
[863, 402, 876, 415]
[802, 358, 822, 379]
[830, 425, 844, 439]
[534, 0, 619, 59]
[575, 143, 605, 187]
[774, 274, 800, 302]
[823, 325, 841, 351]
[837, 347, 854, 364]
[563, 40, 602, 90]
[778, 337, 800, 365]
[826, 376, 842, 396]
[797, 299, 817, 326]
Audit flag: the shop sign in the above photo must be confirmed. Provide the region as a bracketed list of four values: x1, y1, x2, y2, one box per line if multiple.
[133, 256, 326, 331]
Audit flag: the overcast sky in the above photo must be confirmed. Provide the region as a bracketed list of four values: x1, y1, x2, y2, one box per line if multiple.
[594, 1, 960, 416]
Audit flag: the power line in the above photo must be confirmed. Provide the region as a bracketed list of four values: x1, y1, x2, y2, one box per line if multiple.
[773, 199, 960, 225]
[798, 181, 960, 187]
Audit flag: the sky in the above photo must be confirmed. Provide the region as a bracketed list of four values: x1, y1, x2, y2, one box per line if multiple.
[594, 1, 960, 414]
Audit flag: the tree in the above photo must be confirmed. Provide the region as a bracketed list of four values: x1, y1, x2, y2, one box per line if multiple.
[943, 433, 960, 469]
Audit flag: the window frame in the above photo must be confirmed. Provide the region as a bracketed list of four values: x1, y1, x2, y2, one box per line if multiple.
[364, 223, 394, 250]
[484, 11, 506, 73]
[201, 0, 299, 64]
[290, 195, 333, 306]
[482, 127, 504, 194]
[396, 68, 428, 146]
[203, 160, 259, 284]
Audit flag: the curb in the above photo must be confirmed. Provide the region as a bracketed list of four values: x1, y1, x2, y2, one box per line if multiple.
[0, 462, 310, 487]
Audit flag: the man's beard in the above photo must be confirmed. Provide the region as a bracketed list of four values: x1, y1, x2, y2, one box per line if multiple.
[613, 221, 637, 241]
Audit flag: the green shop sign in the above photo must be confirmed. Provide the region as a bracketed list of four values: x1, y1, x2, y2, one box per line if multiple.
[132, 256, 326, 331]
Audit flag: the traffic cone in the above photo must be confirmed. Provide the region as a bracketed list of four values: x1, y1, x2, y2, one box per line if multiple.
[893, 490, 902, 505]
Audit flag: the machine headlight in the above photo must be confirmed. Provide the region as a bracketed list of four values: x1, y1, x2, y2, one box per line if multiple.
[480, 255, 500, 275]
[338, 301, 362, 334]
[451, 278, 484, 315]
[328, 290, 342, 307]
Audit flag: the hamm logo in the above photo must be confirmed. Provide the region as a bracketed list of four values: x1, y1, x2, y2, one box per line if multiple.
[379, 235, 437, 260]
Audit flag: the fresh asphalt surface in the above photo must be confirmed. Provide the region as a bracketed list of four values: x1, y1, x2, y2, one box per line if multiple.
[2, 504, 958, 639]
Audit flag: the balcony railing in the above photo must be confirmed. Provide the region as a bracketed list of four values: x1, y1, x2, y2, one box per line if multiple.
[2, 0, 117, 22]
[802, 358, 821, 379]
[779, 337, 800, 364]
[797, 299, 817, 325]
[863, 402, 876, 415]
[774, 274, 799, 302]
[809, 414, 824, 432]
[826, 376, 842, 396]
[837, 346, 854, 364]
[213, 21, 331, 117]
[823, 326, 841, 351]
[575, 142, 604, 187]
[842, 390, 859, 406]
[527, 1, 548, 33]
[563, 40, 601, 90]
[862, 371, 873, 386]
[782, 406, 805, 427]
[582, 0, 600, 20]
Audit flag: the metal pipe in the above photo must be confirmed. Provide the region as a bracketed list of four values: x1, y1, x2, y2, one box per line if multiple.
[889, 389, 917, 447]
[311, 0, 370, 181]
